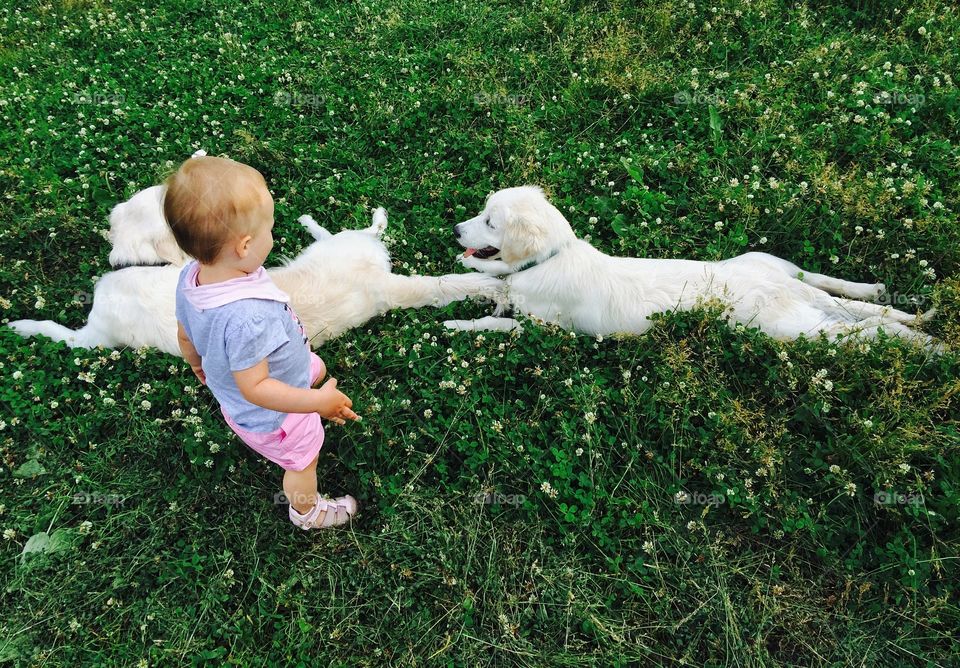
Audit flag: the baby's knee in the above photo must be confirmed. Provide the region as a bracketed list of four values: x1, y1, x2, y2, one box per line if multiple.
[311, 356, 327, 387]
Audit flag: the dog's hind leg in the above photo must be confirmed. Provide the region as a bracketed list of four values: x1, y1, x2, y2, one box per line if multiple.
[798, 272, 885, 301]
[362, 208, 388, 237]
[735, 252, 885, 300]
[823, 316, 941, 352]
[297, 215, 333, 241]
[816, 295, 924, 324]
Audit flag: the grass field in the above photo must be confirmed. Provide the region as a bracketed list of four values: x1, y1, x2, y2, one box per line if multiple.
[1, 0, 959, 665]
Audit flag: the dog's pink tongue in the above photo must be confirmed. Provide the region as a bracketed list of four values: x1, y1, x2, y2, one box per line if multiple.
[463, 248, 477, 257]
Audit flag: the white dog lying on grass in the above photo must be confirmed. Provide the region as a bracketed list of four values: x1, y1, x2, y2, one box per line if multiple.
[10, 191, 501, 355]
[444, 186, 939, 350]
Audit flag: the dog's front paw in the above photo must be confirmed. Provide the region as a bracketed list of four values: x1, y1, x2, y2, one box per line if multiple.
[456, 254, 488, 272]
[441, 273, 505, 300]
[467, 274, 505, 297]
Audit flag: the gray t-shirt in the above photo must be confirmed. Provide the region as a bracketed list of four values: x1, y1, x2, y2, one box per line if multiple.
[175, 263, 312, 432]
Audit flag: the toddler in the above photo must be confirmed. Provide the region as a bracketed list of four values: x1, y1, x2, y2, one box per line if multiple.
[165, 155, 359, 530]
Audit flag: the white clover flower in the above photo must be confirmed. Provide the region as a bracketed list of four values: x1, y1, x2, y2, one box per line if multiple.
[140, 400, 152, 410]
[12, 370, 22, 380]
[898, 463, 910, 473]
[643, 540, 655, 554]
[540, 481, 558, 498]
[3, 528, 16, 540]
[79, 520, 93, 535]
[829, 464, 841, 474]
[423, 409, 433, 419]
[845, 482, 857, 497]
[584, 411, 597, 424]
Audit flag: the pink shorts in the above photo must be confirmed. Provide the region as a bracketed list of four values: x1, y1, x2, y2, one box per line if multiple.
[222, 352, 327, 472]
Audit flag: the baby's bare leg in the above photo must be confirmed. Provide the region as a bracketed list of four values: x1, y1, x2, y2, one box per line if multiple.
[311, 358, 327, 387]
[284, 454, 319, 514]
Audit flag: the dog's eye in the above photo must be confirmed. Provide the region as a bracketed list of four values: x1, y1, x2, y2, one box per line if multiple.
[485, 218, 493, 228]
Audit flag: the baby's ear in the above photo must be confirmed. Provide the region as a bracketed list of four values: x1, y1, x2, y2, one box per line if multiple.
[235, 234, 253, 258]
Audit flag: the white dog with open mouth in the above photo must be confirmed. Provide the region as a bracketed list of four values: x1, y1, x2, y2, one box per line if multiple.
[10, 195, 501, 355]
[444, 186, 938, 349]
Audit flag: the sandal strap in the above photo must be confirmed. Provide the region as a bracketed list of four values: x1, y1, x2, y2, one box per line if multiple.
[310, 497, 354, 528]
[291, 495, 355, 529]
[321, 498, 353, 527]
[299, 499, 327, 527]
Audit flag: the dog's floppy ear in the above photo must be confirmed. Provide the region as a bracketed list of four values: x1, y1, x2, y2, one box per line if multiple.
[499, 203, 551, 266]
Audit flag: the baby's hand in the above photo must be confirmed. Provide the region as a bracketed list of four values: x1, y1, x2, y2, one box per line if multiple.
[314, 377, 360, 426]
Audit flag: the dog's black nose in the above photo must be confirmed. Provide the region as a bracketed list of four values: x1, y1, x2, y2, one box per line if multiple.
[453, 224, 461, 239]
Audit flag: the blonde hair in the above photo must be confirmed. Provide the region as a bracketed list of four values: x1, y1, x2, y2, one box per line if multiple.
[162, 156, 269, 263]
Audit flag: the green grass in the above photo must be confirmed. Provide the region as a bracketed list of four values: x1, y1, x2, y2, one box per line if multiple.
[2, 0, 960, 665]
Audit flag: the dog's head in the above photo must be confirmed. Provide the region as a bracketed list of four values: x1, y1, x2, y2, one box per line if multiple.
[453, 186, 575, 267]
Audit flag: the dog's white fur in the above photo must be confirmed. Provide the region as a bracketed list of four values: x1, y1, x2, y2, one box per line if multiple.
[107, 149, 206, 268]
[107, 185, 191, 268]
[444, 186, 939, 350]
[11, 194, 501, 355]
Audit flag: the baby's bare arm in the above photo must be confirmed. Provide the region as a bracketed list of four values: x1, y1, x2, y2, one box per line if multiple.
[177, 321, 200, 364]
[233, 359, 359, 424]
[177, 321, 205, 384]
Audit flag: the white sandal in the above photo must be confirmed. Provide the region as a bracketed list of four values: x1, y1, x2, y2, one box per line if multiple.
[289, 495, 358, 529]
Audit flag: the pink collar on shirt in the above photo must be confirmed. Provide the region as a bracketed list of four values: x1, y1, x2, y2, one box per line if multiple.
[181, 261, 291, 309]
